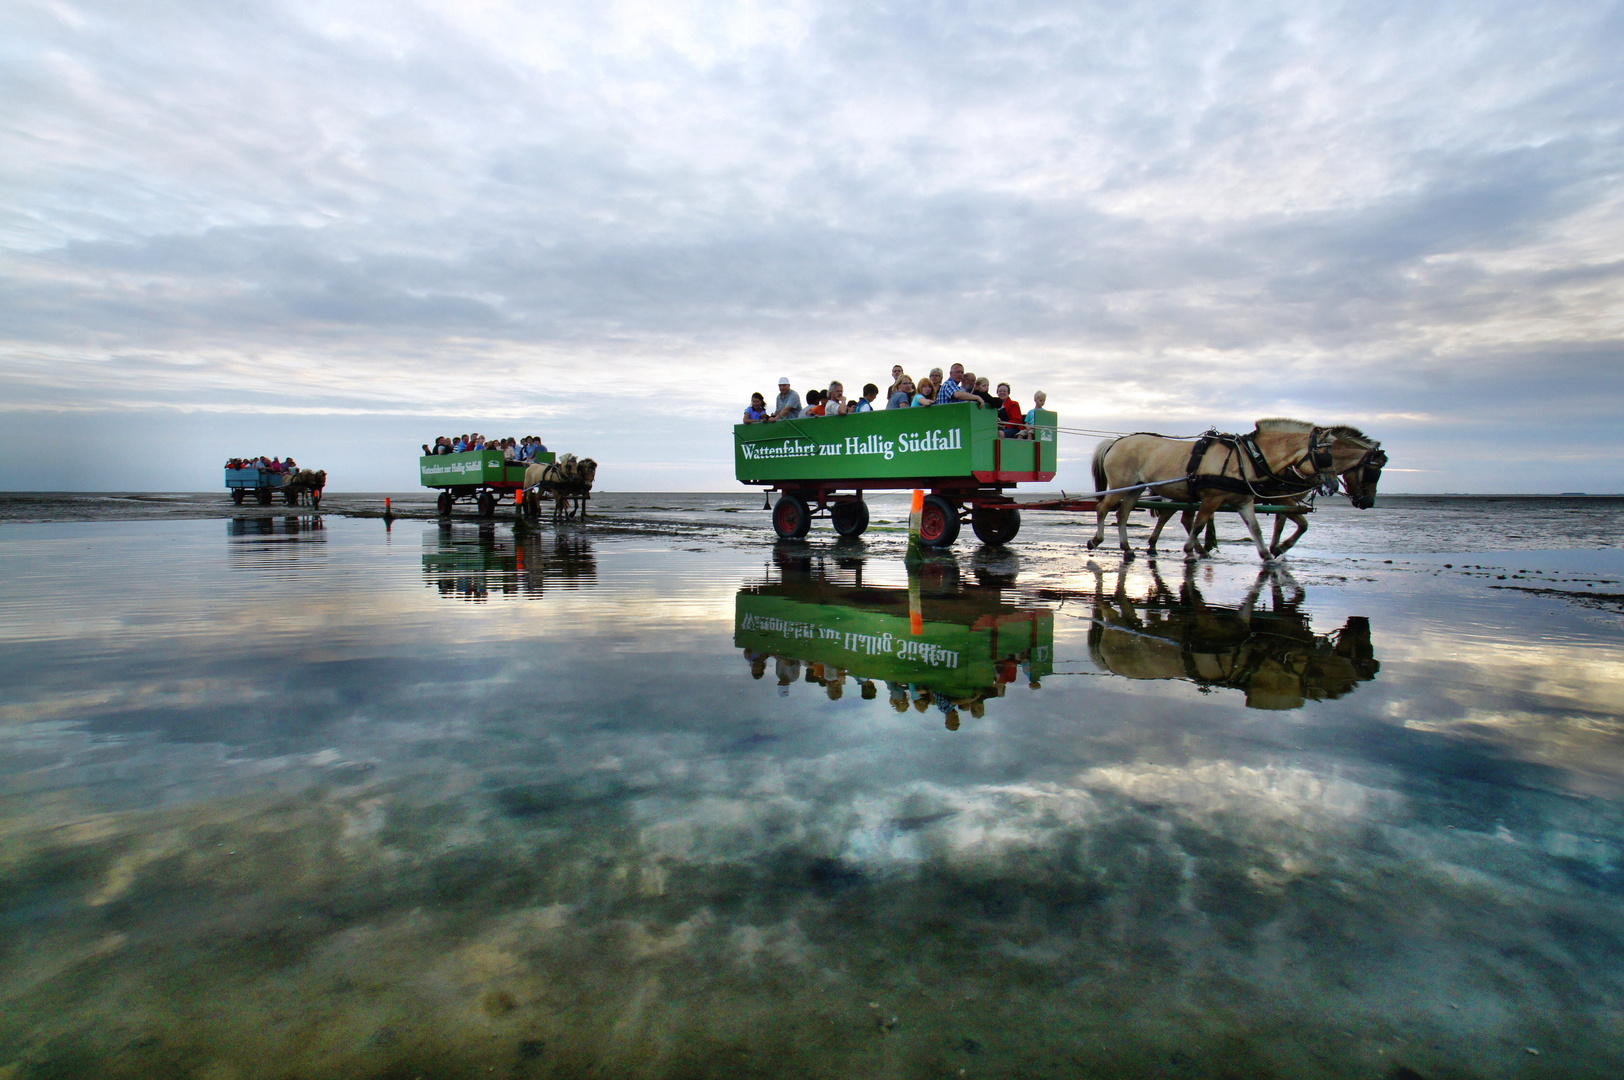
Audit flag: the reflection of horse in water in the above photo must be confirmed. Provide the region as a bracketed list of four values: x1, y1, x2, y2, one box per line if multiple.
[1085, 562, 1378, 710]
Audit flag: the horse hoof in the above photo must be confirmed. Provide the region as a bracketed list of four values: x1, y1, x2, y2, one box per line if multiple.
[1120, 548, 1134, 563]
[1086, 538, 1100, 551]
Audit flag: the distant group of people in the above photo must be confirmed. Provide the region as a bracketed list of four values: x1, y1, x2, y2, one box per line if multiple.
[743, 363, 1048, 438]
[424, 434, 549, 461]
[225, 456, 297, 472]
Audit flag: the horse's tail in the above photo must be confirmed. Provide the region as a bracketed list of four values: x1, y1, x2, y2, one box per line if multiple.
[1092, 438, 1118, 495]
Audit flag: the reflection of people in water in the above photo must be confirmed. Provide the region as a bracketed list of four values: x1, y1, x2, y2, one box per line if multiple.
[744, 650, 768, 680]
[775, 657, 801, 697]
[1085, 561, 1379, 710]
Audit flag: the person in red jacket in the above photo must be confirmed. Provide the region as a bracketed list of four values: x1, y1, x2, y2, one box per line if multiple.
[996, 383, 1023, 437]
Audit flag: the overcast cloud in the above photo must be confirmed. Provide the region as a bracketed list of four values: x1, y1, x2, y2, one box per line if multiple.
[2, 0, 1621, 491]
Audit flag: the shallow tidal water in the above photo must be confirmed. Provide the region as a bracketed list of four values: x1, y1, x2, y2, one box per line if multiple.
[2, 497, 1624, 1079]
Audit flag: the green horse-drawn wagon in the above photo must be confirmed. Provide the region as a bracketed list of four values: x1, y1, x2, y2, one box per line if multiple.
[735, 403, 1057, 546]
[419, 449, 555, 518]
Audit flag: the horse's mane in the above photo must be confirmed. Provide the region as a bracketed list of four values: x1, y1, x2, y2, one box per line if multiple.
[1254, 417, 1314, 434]
[1323, 424, 1378, 447]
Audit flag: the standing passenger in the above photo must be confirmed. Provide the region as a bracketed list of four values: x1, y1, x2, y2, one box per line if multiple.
[852, 384, 879, 412]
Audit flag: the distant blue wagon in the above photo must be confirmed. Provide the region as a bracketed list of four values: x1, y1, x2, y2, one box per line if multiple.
[225, 468, 289, 506]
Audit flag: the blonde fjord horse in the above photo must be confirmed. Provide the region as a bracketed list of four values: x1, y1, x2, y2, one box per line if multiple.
[1142, 425, 1387, 557]
[1086, 419, 1386, 561]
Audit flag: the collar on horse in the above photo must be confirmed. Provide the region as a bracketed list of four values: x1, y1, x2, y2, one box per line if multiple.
[1186, 428, 1332, 498]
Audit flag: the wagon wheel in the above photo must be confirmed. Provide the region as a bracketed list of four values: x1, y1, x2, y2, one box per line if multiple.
[231, 489, 245, 505]
[917, 495, 961, 547]
[437, 491, 454, 516]
[830, 499, 869, 539]
[256, 488, 273, 506]
[477, 492, 497, 518]
[771, 494, 812, 539]
[971, 507, 1021, 546]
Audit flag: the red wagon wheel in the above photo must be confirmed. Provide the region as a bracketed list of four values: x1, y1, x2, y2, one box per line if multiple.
[918, 495, 961, 547]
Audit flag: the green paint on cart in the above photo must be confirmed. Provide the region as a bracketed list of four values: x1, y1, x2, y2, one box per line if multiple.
[735, 403, 1057, 485]
[420, 450, 556, 489]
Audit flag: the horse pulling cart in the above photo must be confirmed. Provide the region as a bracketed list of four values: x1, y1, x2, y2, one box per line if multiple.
[420, 450, 556, 518]
[735, 406, 1351, 552]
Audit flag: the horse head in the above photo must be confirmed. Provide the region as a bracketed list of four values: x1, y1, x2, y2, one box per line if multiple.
[1322, 426, 1385, 509]
[311, 469, 327, 490]
[576, 458, 598, 489]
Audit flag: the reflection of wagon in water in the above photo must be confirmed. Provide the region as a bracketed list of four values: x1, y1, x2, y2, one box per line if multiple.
[736, 403, 1058, 546]
[734, 568, 1052, 726]
[423, 524, 596, 600]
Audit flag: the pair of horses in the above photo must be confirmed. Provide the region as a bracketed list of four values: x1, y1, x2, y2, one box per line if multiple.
[1086, 419, 1386, 561]
[281, 468, 326, 507]
[522, 454, 599, 521]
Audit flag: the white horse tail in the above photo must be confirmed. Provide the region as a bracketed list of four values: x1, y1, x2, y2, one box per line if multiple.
[1092, 438, 1118, 495]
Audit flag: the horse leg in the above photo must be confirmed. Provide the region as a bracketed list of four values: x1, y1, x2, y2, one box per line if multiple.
[1146, 508, 1175, 555]
[1235, 500, 1272, 561]
[1114, 493, 1141, 561]
[1087, 494, 1119, 551]
[1183, 497, 1223, 558]
[1272, 513, 1309, 556]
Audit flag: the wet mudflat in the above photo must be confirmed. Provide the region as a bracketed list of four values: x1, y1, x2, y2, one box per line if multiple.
[2, 501, 1623, 1079]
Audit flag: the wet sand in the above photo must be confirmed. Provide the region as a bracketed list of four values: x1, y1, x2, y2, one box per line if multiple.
[1, 499, 1622, 1078]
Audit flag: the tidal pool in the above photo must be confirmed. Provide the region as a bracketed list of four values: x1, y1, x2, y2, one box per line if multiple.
[2, 510, 1622, 1079]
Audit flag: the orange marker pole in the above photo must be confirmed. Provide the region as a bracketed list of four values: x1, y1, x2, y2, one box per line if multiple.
[908, 488, 924, 547]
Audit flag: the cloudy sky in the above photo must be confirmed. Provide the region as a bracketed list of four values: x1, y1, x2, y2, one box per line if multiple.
[2, 0, 1620, 492]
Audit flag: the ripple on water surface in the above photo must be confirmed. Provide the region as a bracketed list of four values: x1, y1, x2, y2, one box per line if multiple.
[1, 514, 1623, 1078]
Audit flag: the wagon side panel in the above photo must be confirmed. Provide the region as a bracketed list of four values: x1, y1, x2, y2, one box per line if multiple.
[735, 404, 981, 486]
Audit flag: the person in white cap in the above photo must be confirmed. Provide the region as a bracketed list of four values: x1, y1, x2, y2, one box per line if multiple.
[772, 377, 802, 421]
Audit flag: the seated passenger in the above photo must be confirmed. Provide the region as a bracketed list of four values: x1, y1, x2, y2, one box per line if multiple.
[824, 382, 848, 415]
[996, 383, 1023, 437]
[972, 377, 998, 408]
[743, 392, 769, 423]
[805, 389, 826, 416]
[912, 379, 936, 407]
[1022, 390, 1047, 439]
[852, 383, 879, 412]
[887, 377, 914, 409]
[772, 378, 802, 421]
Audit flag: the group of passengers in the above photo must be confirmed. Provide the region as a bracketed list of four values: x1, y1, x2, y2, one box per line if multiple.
[225, 456, 298, 472]
[423, 434, 549, 461]
[743, 363, 1048, 438]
